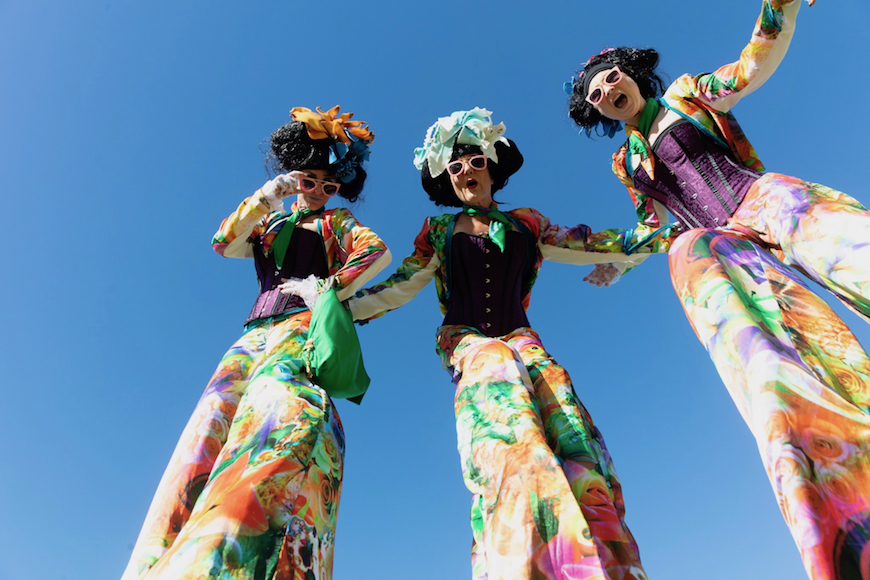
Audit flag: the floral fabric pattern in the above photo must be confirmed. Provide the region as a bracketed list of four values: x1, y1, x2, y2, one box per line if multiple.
[122, 312, 344, 580]
[350, 206, 652, 579]
[437, 325, 647, 580]
[124, 202, 388, 579]
[670, 173, 870, 580]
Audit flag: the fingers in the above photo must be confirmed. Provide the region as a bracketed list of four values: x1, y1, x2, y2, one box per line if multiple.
[273, 172, 300, 199]
[583, 274, 604, 287]
[277, 279, 296, 294]
[583, 263, 619, 287]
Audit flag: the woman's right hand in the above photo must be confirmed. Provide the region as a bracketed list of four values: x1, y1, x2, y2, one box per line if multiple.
[261, 172, 301, 212]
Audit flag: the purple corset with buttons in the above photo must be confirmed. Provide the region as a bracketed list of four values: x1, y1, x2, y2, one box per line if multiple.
[244, 227, 329, 326]
[632, 120, 763, 229]
[442, 231, 529, 337]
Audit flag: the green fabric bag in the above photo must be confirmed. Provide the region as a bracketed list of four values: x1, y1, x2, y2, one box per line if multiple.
[305, 286, 370, 405]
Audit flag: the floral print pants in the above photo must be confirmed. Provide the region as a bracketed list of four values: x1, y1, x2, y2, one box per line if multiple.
[122, 311, 344, 580]
[437, 325, 647, 580]
[670, 173, 870, 580]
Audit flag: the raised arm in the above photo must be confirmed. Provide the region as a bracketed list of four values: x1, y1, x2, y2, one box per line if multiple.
[212, 174, 297, 258]
[669, 0, 802, 112]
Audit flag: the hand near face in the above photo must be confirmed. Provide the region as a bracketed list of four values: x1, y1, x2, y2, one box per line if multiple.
[583, 263, 621, 288]
[266, 172, 301, 199]
[260, 172, 301, 212]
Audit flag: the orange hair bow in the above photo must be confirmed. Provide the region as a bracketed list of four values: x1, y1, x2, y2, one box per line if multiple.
[290, 106, 375, 144]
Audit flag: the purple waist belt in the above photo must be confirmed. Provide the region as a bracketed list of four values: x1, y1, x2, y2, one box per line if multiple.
[632, 120, 763, 230]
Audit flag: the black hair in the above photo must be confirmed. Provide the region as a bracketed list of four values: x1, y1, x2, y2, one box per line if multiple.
[420, 139, 523, 207]
[567, 47, 667, 131]
[267, 121, 367, 203]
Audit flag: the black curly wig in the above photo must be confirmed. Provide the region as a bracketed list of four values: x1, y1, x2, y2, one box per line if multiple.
[420, 139, 523, 208]
[567, 47, 667, 131]
[268, 121, 367, 203]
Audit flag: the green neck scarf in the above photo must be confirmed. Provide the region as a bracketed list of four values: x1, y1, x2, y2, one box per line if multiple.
[627, 97, 660, 160]
[462, 205, 512, 252]
[272, 206, 323, 270]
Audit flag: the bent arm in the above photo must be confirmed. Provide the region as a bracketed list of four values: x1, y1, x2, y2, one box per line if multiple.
[609, 148, 680, 262]
[327, 208, 392, 301]
[212, 189, 274, 258]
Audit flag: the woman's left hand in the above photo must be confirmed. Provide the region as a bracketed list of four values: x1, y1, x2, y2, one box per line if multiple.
[583, 263, 621, 287]
[278, 274, 321, 309]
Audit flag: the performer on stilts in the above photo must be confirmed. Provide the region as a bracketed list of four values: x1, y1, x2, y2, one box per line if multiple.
[122, 106, 390, 580]
[350, 108, 661, 580]
[566, 1, 870, 577]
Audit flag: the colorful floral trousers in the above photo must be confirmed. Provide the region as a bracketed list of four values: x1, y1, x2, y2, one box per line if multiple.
[669, 173, 870, 580]
[437, 325, 647, 580]
[122, 311, 345, 580]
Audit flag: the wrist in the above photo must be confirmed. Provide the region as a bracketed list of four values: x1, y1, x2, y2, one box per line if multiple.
[260, 186, 286, 213]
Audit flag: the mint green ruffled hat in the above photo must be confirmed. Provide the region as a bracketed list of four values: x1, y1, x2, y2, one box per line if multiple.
[413, 107, 509, 177]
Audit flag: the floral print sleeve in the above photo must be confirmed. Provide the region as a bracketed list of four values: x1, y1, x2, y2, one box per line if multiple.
[510, 207, 668, 281]
[349, 215, 446, 322]
[211, 189, 274, 259]
[321, 207, 392, 301]
[669, 0, 800, 113]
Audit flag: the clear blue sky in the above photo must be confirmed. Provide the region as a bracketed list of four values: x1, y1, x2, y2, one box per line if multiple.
[2, 1, 869, 579]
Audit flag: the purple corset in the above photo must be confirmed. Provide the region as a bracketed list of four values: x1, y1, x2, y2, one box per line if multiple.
[442, 231, 529, 337]
[632, 120, 763, 229]
[245, 226, 329, 326]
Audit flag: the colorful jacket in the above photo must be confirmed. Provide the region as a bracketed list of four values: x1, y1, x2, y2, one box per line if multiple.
[349, 206, 652, 323]
[612, 0, 800, 241]
[212, 190, 391, 302]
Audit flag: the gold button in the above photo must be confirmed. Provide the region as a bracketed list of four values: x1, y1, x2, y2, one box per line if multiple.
[485, 263, 490, 268]
[485, 248, 490, 253]
[485, 278, 490, 283]
[485, 308, 491, 313]
[485, 293, 491, 298]
[486, 322, 491, 328]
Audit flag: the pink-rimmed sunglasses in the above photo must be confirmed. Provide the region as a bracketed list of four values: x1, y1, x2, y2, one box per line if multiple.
[585, 66, 623, 105]
[446, 155, 487, 176]
[297, 175, 341, 196]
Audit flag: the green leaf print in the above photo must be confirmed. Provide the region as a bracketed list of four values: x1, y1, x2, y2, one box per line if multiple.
[530, 491, 559, 545]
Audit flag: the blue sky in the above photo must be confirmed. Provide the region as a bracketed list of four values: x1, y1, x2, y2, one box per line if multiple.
[2, 1, 869, 579]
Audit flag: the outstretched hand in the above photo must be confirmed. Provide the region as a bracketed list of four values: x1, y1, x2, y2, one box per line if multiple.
[583, 263, 621, 288]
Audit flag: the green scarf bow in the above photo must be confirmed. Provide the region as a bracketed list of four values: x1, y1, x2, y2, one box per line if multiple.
[627, 97, 660, 155]
[462, 205, 513, 252]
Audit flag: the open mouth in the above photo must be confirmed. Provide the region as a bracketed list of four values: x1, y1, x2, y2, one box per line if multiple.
[614, 94, 628, 109]
[466, 178, 478, 189]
